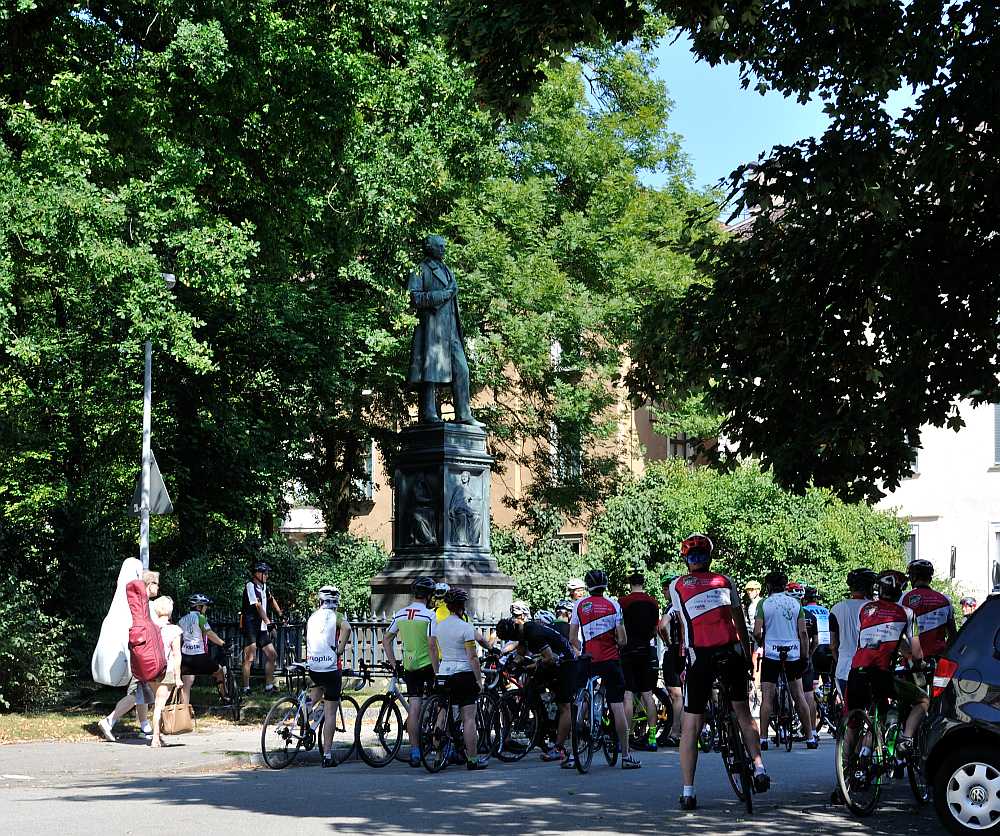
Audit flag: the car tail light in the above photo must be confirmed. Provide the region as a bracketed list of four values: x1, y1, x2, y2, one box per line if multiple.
[932, 657, 959, 698]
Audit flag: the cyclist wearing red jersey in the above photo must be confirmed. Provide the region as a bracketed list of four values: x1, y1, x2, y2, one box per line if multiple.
[845, 572, 928, 755]
[901, 559, 956, 661]
[669, 534, 769, 811]
[569, 568, 640, 770]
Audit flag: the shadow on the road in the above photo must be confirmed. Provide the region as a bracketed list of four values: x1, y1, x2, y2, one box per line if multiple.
[47, 754, 938, 835]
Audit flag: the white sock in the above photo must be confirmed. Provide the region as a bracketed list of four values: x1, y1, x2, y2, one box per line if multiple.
[682, 785, 695, 797]
[104, 713, 115, 727]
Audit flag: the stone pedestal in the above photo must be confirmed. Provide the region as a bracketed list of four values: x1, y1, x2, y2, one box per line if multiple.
[370, 423, 514, 618]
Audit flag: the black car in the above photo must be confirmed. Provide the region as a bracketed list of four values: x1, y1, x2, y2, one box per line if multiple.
[922, 571, 1000, 835]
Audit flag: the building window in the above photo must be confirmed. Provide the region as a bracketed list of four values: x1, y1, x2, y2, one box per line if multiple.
[550, 423, 582, 483]
[994, 405, 1000, 465]
[906, 431, 920, 476]
[354, 439, 374, 501]
[557, 533, 584, 555]
[669, 433, 691, 461]
[904, 525, 918, 563]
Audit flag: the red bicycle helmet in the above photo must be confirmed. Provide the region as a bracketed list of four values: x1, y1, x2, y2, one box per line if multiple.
[680, 533, 714, 563]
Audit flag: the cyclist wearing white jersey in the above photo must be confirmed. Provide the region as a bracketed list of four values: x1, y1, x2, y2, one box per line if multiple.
[179, 594, 227, 705]
[829, 568, 877, 697]
[306, 585, 352, 768]
[753, 572, 817, 749]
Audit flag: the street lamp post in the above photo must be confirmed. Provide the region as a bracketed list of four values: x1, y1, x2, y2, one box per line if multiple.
[139, 272, 176, 570]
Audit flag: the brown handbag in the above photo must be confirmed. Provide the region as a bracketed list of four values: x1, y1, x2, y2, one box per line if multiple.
[160, 686, 195, 735]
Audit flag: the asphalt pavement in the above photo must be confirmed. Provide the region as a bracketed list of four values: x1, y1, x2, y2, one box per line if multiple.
[0, 727, 943, 836]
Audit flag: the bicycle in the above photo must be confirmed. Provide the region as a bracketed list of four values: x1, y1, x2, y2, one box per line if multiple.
[570, 658, 619, 774]
[773, 648, 796, 752]
[260, 662, 360, 769]
[710, 653, 758, 814]
[628, 687, 674, 749]
[354, 660, 412, 767]
[835, 667, 932, 816]
[815, 677, 843, 738]
[220, 645, 244, 723]
[417, 674, 501, 773]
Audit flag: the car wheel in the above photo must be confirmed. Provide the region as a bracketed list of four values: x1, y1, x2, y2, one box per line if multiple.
[933, 743, 1000, 834]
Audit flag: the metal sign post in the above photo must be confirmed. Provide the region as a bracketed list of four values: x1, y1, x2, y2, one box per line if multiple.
[139, 340, 152, 570]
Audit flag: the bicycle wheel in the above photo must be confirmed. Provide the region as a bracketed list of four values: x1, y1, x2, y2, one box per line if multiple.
[571, 688, 595, 774]
[260, 696, 306, 769]
[476, 691, 505, 757]
[356, 694, 404, 767]
[601, 702, 619, 766]
[223, 663, 242, 723]
[497, 689, 539, 762]
[836, 709, 883, 816]
[418, 695, 450, 773]
[907, 725, 930, 805]
[320, 694, 359, 764]
[717, 708, 750, 806]
[653, 688, 675, 746]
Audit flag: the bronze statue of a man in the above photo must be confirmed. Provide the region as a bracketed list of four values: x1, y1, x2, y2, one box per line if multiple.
[407, 235, 482, 426]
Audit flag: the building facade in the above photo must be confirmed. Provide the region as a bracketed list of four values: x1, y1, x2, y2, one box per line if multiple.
[877, 402, 1000, 600]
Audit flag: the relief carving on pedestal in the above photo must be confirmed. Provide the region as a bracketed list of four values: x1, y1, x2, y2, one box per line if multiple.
[449, 469, 483, 547]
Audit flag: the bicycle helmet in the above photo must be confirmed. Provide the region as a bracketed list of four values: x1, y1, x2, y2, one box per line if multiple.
[434, 581, 450, 598]
[907, 559, 934, 582]
[785, 582, 805, 599]
[959, 596, 977, 608]
[566, 578, 586, 593]
[411, 576, 436, 597]
[763, 570, 788, 593]
[318, 585, 340, 606]
[535, 610, 556, 626]
[510, 600, 531, 618]
[847, 567, 877, 593]
[189, 593, 212, 608]
[803, 585, 819, 603]
[876, 571, 905, 601]
[443, 587, 469, 609]
[495, 617, 518, 641]
[680, 533, 714, 564]
[879, 569, 908, 595]
[661, 572, 679, 589]
[584, 568, 608, 592]
[254, 561, 272, 574]
[554, 599, 573, 615]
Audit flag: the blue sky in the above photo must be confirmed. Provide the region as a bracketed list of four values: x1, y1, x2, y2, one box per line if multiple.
[649, 35, 916, 192]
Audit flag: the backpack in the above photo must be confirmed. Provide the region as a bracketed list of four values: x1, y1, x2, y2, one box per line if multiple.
[127, 580, 166, 682]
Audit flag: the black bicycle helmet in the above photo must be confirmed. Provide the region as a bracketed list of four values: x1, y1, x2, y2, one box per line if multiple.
[495, 617, 518, 640]
[411, 576, 436, 597]
[254, 561, 272, 574]
[877, 571, 906, 601]
[555, 599, 573, 615]
[584, 568, 608, 592]
[847, 567, 877, 593]
[443, 587, 469, 609]
[907, 559, 934, 582]
[803, 585, 819, 603]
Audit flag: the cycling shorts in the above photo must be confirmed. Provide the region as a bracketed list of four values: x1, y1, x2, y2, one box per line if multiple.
[180, 653, 220, 677]
[591, 659, 626, 704]
[761, 656, 805, 684]
[622, 646, 658, 694]
[845, 667, 927, 714]
[539, 658, 576, 704]
[309, 669, 343, 701]
[402, 664, 435, 698]
[435, 671, 480, 707]
[812, 645, 833, 675]
[661, 647, 683, 689]
[242, 617, 273, 649]
[683, 645, 749, 715]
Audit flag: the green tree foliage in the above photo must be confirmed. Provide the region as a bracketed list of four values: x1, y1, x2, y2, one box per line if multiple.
[493, 524, 594, 613]
[588, 459, 908, 604]
[446, 1, 1000, 502]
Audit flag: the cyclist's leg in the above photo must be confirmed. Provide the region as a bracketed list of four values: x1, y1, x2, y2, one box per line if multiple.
[679, 650, 711, 789]
[316, 673, 341, 753]
[242, 641, 257, 689]
[787, 664, 814, 741]
[623, 689, 636, 728]
[260, 632, 276, 688]
[758, 664, 777, 743]
[896, 676, 929, 740]
[601, 662, 630, 756]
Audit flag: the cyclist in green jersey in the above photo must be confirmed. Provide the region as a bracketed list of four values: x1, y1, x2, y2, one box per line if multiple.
[383, 577, 438, 767]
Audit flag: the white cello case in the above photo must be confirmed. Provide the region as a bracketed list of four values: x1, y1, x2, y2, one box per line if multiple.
[90, 557, 142, 686]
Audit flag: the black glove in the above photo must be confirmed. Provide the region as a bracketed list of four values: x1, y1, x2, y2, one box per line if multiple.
[394, 662, 405, 678]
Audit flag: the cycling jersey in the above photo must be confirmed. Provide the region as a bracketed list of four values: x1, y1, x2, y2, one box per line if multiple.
[433, 615, 476, 675]
[306, 608, 348, 673]
[569, 595, 622, 663]
[242, 580, 269, 622]
[755, 593, 803, 660]
[669, 571, 738, 652]
[521, 620, 572, 660]
[851, 600, 913, 671]
[900, 586, 952, 657]
[619, 591, 659, 652]
[830, 597, 870, 682]
[178, 611, 212, 656]
[804, 602, 831, 646]
[386, 602, 435, 671]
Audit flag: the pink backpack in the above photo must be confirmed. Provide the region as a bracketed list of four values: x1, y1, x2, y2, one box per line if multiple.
[126, 580, 166, 682]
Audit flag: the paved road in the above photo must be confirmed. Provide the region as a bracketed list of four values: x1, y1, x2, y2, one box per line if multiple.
[1, 734, 942, 836]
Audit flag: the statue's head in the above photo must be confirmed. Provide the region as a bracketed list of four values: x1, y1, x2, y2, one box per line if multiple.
[460, 470, 471, 484]
[423, 235, 446, 260]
